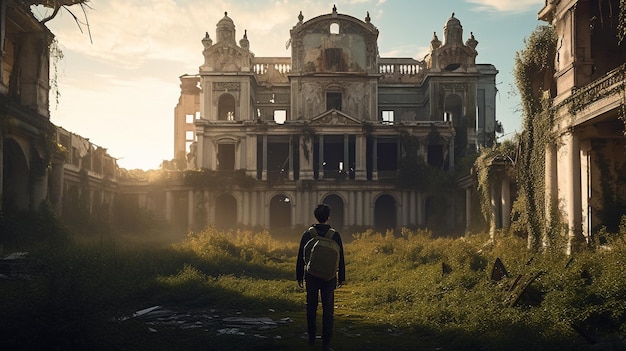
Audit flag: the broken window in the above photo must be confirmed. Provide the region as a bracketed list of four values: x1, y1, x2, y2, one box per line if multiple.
[274, 110, 286, 124]
[326, 91, 342, 111]
[376, 137, 398, 178]
[217, 144, 235, 170]
[218, 94, 236, 121]
[266, 136, 290, 182]
[382, 110, 394, 125]
[427, 144, 444, 168]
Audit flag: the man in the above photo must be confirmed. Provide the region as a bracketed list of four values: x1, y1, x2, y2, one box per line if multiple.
[297, 204, 346, 351]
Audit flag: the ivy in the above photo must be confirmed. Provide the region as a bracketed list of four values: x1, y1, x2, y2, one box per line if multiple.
[512, 25, 557, 250]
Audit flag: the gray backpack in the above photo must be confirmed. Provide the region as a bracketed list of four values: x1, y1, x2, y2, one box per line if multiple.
[303, 226, 340, 281]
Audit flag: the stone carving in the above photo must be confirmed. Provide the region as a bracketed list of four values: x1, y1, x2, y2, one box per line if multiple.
[213, 82, 241, 90]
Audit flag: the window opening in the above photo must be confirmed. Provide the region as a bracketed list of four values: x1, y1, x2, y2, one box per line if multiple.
[274, 110, 286, 124]
[326, 92, 342, 111]
[330, 23, 339, 34]
[382, 110, 394, 125]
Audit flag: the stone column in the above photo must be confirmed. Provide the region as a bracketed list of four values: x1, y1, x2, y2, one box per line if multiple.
[343, 134, 349, 175]
[356, 191, 363, 225]
[288, 135, 294, 180]
[318, 135, 324, 179]
[372, 137, 378, 180]
[299, 136, 314, 180]
[165, 191, 172, 222]
[355, 134, 367, 180]
[187, 190, 194, 230]
[580, 140, 592, 242]
[501, 176, 511, 228]
[246, 134, 257, 178]
[262, 135, 268, 181]
[566, 132, 583, 254]
[545, 142, 558, 240]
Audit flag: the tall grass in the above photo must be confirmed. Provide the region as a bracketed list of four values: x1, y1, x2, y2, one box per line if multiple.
[1, 224, 625, 350]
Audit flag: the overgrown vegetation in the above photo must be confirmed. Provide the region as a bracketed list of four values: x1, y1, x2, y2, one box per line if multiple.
[2, 223, 625, 350]
[509, 25, 557, 249]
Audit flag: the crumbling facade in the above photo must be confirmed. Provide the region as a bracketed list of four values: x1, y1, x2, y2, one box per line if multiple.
[1, 0, 56, 214]
[169, 7, 499, 233]
[1, 1, 119, 231]
[539, 0, 626, 252]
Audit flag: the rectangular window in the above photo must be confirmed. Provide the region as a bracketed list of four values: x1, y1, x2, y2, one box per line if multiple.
[185, 131, 195, 141]
[382, 110, 394, 125]
[326, 92, 342, 111]
[185, 114, 194, 124]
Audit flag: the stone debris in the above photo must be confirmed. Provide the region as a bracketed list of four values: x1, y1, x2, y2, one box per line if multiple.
[126, 305, 293, 339]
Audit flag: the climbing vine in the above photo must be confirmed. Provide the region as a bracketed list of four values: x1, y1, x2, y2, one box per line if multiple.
[300, 126, 315, 161]
[511, 25, 557, 250]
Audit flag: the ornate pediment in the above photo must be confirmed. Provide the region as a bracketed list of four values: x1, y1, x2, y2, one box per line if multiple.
[202, 44, 253, 72]
[308, 109, 362, 126]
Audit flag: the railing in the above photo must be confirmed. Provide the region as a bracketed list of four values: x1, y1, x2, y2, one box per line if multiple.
[252, 58, 291, 76]
[378, 58, 424, 76]
[564, 63, 626, 114]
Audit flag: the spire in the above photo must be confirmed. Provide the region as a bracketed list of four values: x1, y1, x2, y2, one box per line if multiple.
[465, 31, 478, 50]
[365, 11, 371, 23]
[239, 29, 249, 51]
[430, 32, 441, 50]
[298, 10, 304, 24]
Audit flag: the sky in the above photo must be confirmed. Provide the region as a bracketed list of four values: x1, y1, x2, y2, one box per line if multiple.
[33, 0, 547, 170]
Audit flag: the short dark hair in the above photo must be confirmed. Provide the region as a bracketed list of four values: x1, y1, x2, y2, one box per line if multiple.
[314, 204, 330, 223]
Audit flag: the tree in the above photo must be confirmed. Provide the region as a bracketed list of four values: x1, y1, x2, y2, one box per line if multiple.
[24, 0, 90, 24]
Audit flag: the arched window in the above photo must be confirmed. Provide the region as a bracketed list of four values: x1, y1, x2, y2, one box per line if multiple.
[218, 94, 236, 121]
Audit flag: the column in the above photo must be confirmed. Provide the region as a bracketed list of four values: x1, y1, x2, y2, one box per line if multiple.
[165, 191, 172, 222]
[402, 191, 409, 227]
[187, 190, 194, 230]
[262, 135, 268, 181]
[372, 137, 378, 180]
[318, 135, 324, 179]
[356, 191, 363, 225]
[355, 134, 367, 180]
[246, 134, 257, 178]
[343, 134, 349, 176]
[449, 137, 455, 170]
[348, 191, 355, 226]
[501, 176, 511, 228]
[299, 135, 314, 180]
[417, 192, 424, 226]
[288, 135, 294, 180]
[566, 132, 582, 254]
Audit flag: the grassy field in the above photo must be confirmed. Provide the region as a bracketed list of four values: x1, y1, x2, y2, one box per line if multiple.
[1, 225, 625, 350]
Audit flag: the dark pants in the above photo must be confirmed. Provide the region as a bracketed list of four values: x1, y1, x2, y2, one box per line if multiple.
[305, 273, 336, 345]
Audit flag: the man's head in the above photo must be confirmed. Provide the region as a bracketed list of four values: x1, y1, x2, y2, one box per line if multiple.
[314, 204, 330, 223]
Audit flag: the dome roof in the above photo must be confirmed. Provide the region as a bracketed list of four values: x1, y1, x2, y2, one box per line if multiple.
[217, 12, 235, 29]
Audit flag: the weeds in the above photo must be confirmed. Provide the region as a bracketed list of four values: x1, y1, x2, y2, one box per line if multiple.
[1, 225, 625, 350]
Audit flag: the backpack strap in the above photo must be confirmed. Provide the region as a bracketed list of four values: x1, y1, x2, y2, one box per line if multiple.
[325, 228, 335, 239]
[308, 226, 318, 237]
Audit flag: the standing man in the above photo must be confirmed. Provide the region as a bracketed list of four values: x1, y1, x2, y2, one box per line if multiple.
[297, 204, 345, 351]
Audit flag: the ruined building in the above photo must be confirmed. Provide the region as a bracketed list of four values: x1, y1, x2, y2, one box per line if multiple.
[1, 0, 119, 231]
[170, 7, 499, 233]
[539, 0, 626, 252]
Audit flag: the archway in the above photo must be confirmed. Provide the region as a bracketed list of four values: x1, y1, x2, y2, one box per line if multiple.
[218, 94, 236, 121]
[374, 194, 396, 233]
[270, 194, 291, 228]
[215, 193, 237, 230]
[322, 194, 344, 231]
[425, 195, 447, 232]
[2, 138, 29, 212]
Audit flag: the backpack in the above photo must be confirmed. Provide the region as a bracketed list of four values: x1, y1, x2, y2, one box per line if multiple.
[303, 226, 340, 281]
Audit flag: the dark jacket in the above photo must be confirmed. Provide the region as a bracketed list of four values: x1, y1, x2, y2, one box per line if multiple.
[296, 223, 346, 283]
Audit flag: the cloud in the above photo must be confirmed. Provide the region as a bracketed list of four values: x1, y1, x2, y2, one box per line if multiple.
[465, 0, 544, 13]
